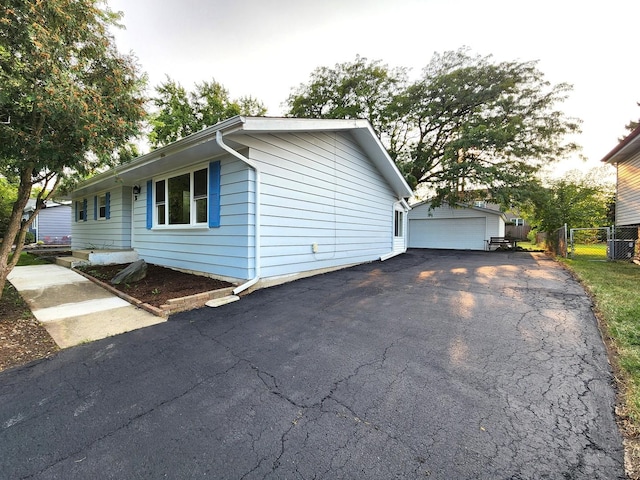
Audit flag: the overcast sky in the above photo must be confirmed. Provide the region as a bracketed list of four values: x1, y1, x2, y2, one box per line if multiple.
[107, 0, 639, 175]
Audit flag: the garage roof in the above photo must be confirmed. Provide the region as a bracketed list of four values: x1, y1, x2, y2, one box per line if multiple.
[410, 200, 507, 221]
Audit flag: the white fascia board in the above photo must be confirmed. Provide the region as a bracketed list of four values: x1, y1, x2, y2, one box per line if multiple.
[408, 199, 429, 209]
[239, 116, 367, 133]
[348, 125, 413, 199]
[468, 204, 508, 220]
[608, 135, 640, 164]
[74, 116, 247, 196]
[409, 199, 507, 220]
[601, 125, 640, 164]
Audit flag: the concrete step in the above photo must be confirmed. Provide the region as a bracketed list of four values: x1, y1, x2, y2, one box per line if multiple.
[70, 250, 92, 260]
[55, 249, 139, 269]
[79, 249, 139, 265]
[55, 256, 89, 268]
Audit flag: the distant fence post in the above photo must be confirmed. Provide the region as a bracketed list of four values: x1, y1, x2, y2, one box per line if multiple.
[549, 224, 567, 257]
[560, 223, 568, 258]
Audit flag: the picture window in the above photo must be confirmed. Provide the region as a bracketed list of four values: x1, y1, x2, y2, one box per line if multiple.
[154, 168, 208, 227]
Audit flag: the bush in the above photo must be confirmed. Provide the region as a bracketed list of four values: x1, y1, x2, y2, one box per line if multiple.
[21, 232, 35, 244]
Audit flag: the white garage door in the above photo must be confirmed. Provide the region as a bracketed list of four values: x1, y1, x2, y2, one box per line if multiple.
[408, 217, 487, 250]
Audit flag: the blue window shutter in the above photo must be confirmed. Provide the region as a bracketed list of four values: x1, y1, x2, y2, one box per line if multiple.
[75, 201, 78, 222]
[93, 196, 97, 220]
[105, 192, 111, 219]
[146, 180, 152, 229]
[82, 199, 87, 222]
[209, 161, 221, 228]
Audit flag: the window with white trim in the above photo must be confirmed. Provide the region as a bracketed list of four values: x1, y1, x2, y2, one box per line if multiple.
[154, 168, 208, 226]
[394, 210, 404, 237]
[98, 194, 107, 219]
[76, 199, 87, 222]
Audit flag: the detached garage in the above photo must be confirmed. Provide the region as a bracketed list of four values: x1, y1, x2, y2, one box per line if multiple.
[408, 201, 506, 251]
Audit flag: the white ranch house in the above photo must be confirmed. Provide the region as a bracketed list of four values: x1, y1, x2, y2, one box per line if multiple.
[71, 116, 412, 293]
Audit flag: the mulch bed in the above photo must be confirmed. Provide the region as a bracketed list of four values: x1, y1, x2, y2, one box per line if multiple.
[76, 263, 233, 308]
[0, 283, 59, 372]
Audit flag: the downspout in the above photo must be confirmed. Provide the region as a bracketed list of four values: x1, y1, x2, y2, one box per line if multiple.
[215, 130, 261, 295]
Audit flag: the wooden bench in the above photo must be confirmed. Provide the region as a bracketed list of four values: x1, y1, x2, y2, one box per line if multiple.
[486, 237, 515, 251]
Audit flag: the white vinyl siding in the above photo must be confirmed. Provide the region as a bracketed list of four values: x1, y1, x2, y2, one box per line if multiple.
[71, 187, 131, 250]
[616, 154, 640, 226]
[239, 131, 397, 278]
[131, 158, 253, 281]
[34, 205, 72, 243]
[487, 212, 505, 237]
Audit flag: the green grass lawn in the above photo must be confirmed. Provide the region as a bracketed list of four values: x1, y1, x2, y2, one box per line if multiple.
[570, 242, 608, 261]
[562, 256, 640, 429]
[11, 252, 50, 266]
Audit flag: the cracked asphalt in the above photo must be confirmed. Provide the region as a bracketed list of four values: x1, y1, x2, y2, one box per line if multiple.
[0, 249, 625, 479]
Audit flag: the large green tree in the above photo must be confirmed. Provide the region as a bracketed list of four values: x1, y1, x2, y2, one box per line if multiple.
[522, 168, 614, 235]
[0, 176, 17, 239]
[285, 49, 581, 207]
[286, 55, 410, 155]
[0, 0, 147, 298]
[148, 77, 267, 148]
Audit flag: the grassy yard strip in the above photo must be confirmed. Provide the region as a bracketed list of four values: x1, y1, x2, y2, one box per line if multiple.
[561, 257, 640, 428]
[11, 252, 50, 266]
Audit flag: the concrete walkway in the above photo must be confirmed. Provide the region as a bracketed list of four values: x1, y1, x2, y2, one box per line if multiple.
[7, 264, 165, 348]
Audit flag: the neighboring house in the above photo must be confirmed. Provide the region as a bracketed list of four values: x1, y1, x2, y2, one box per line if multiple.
[71, 116, 412, 293]
[24, 200, 72, 244]
[601, 124, 640, 227]
[408, 201, 506, 250]
[503, 210, 531, 240]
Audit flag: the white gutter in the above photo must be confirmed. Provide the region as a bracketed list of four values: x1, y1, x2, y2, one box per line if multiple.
[215, 130, 261, 295]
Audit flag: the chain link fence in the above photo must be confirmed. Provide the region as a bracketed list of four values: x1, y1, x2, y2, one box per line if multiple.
[570, 227, 608, 260]
[568, 225, 639, 261]
[609, 226, 639, 260]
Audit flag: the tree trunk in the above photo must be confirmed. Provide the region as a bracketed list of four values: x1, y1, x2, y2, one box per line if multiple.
[0, 168, 34, 300]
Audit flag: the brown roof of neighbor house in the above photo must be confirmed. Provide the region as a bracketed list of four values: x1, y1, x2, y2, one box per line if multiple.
[601, 124, 640, 164]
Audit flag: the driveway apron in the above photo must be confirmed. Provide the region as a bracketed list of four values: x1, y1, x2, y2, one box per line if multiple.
[0, 250, 625, 479]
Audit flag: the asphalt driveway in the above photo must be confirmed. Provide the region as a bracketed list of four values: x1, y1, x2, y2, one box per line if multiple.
[0, 249, 625, 479]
